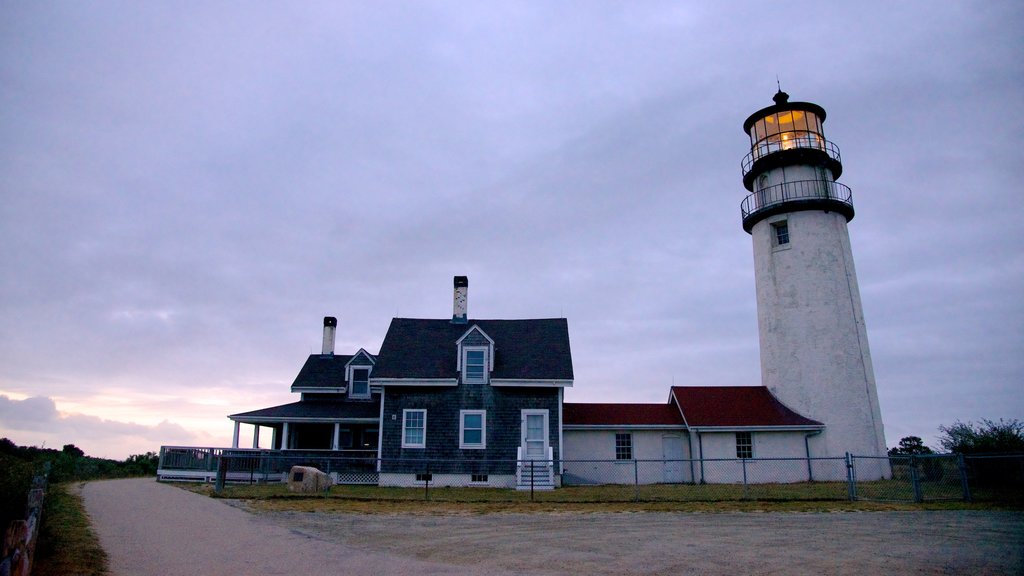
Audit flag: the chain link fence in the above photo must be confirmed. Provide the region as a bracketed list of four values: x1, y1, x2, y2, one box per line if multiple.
[159, 447, 1023, 504]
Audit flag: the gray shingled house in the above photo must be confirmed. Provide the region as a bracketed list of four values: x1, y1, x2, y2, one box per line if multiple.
[227, 276, 574, 489]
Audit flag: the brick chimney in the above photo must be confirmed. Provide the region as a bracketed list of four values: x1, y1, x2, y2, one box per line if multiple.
[322, 316, 337, 355]
[452, 276, 468, 324]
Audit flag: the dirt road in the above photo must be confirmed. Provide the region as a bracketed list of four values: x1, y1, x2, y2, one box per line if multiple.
[80, 478, 511, 575]
[82, 478, 1023, 575]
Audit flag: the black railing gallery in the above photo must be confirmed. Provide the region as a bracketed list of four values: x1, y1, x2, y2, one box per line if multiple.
[741, 179, 853, 220]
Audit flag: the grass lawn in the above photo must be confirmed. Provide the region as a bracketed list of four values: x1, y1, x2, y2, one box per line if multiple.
[175, 481, 1018, 514]
[32, 483, 108, 576]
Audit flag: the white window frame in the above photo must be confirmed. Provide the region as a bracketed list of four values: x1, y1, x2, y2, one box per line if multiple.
[401, 409, 426, 449]
[349, 366, 371, 399]
[736, 431, 753, 459]
[462, 346, 489, 384]
[770, 219, 791, 251]
[459, 410, 487, 449]
[615, 432, 633, 460]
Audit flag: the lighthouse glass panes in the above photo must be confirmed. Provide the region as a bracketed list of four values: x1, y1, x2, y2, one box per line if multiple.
[748, 109, 824, 161]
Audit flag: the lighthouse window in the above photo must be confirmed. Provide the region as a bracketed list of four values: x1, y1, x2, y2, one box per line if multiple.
[772, 221, 790, 246]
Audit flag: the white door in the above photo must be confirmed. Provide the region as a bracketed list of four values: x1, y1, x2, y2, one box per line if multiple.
[521, 410, 549, 461]
[662, 435, 685, 483]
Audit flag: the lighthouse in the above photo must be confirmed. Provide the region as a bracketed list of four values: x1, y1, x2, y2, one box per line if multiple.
[741, 91, 887, 458]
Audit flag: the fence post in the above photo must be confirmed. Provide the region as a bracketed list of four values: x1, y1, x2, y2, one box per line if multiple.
[215, 455, 227, 493]
[424, 462, 430, 501]
[910, 455, 923, 503]
[741, 458, 748, 500]
[634, 459, 640, 502]
[958, 453, 972, 503]
[845, 453, 856, 501]
[530, 459, 535, 501]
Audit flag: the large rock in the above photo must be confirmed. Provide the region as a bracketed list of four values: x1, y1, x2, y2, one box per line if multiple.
[286, 466, 333, 493]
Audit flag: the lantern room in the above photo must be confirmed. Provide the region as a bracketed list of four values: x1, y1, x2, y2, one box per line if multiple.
[741, 91, 842, 191]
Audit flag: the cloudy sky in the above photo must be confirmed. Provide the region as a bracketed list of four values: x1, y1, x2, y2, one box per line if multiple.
[1, 2, 1021, 459]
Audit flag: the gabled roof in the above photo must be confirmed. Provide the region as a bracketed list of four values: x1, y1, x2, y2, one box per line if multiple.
[345, 349, 376, 367]
[228, 400, 380, 423]
[372, 318, 573, 381]
[670, 386, 822, 428]
[290, 354, 355, 391]
[564, 403, 685, 427]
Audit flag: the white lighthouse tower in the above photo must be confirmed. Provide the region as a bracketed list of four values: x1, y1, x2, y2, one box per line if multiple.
[741, 91, 887, 458]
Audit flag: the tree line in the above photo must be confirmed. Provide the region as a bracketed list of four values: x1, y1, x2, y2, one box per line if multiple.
[889, 418, 1024, 456]
[1, 438, 159, 533]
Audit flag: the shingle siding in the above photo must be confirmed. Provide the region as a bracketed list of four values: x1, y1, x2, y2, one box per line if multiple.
[459, 329, 491, 347]
[381, 384, 559, 474]
[349, 353, 374, 367]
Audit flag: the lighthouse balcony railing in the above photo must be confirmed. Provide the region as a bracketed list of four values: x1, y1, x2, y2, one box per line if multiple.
[742, 133, 841, 178]
[741, 179, 853, 220]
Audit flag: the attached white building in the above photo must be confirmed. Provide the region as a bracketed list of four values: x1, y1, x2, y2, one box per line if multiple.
[563, 386, 826, 484]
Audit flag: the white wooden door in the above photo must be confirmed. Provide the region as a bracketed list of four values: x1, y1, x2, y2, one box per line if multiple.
[521, 410, 548, 461]
[662, 435, 685, 483]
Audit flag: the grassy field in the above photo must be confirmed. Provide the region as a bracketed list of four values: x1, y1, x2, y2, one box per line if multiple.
[177, 481, 1018, 514]
[32, 483, 108, 576]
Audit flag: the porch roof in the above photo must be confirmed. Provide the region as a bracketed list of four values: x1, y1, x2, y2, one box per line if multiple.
[228, 400, 380, 424]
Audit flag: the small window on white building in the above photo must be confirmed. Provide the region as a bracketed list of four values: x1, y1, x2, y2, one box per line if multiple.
[615, 433, 633, 460]
[460, 410, 486, 449]
[402, 409, 426, 448]
[772, 221, 790, 246]
[736, 432, 753, 459]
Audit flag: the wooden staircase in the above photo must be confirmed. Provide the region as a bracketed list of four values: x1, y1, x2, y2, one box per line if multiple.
[516, 447, 555, 491]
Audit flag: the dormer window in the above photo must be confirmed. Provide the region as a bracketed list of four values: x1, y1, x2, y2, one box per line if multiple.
[463, 348, 488, 384]
[456, 325, 495, 386]
[344, 348, 375, 399]
[350, 367, 370, 398]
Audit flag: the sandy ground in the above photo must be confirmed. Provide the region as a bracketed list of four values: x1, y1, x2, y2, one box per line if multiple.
[82, 478, 1023, 575]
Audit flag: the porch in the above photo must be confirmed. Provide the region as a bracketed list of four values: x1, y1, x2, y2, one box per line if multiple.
[156, 446, 379, 484]
[228, 398, 381, 451]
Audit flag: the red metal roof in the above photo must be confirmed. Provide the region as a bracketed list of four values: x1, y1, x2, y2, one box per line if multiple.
[670, 386, 822, 428]
[563, 403, 685, 426]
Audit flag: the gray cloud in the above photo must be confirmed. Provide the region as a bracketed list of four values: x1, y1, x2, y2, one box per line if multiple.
[1, 2, 1021, 457]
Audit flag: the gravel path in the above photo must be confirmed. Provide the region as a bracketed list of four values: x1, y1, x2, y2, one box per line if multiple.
[82, 478, 1023, 575]
[80, 478, 513, 575]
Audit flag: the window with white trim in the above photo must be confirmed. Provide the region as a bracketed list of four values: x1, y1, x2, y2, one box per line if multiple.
[402, 409, 426, 448]
[736, 432, 753, 459]
[459, 410, 486, 449]
[462, 347, 488, 384]
[350, 367, 370, 398]
[772, 220, 790, 247]
[615, 433, 633, 460]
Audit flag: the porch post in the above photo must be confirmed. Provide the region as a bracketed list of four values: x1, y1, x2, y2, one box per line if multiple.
[332, 423, 340, 451]
[252, 425, 260, 449]
[271, 426, 278, 450]
[232, 421, 240, 448]
[282, 422, 290, 450]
